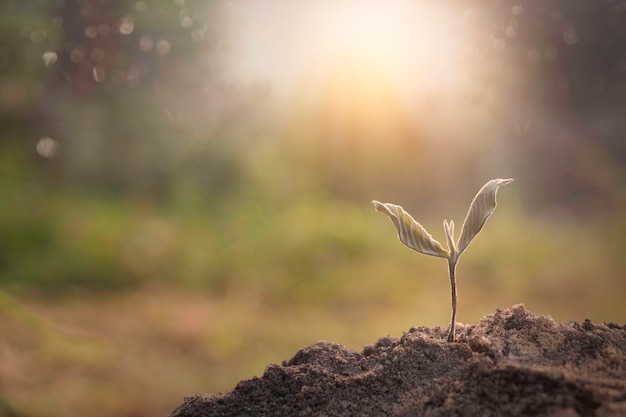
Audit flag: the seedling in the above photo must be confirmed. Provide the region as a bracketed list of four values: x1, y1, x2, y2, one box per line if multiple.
[372, 178, 513, 342]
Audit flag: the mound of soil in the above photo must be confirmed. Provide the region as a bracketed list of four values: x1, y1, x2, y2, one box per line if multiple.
[169, 305, 626, 416]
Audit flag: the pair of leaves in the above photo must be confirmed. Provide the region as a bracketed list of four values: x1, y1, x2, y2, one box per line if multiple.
[372, 178, 513, 262]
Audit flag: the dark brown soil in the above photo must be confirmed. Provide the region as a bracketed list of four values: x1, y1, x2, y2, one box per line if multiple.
[169, 305, 626, 417]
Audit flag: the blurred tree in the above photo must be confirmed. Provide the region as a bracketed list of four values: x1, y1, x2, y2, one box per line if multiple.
[0, 0, 623, 209]
[462, 0, 626, 213]
[0, 0, 266, 200]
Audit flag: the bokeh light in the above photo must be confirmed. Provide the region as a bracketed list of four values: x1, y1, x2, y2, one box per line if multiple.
[0, 1, 625, 417]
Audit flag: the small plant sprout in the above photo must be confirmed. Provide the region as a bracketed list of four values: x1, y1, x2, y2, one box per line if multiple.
[372, 178, 513, 342]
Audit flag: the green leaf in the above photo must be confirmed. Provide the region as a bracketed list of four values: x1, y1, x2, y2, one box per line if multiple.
[372, 201, 450, 259]
[456, 178, 513, 256]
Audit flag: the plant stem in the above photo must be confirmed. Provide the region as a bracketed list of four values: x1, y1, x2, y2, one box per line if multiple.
[447, 260, 457, 342]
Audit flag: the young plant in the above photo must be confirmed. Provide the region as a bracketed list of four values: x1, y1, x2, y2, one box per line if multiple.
[372, 178, 513, 342]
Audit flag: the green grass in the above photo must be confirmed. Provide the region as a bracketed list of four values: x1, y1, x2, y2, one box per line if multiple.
[1, 175, 625, 417]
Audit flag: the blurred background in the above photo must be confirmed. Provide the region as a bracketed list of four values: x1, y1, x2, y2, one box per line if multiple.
[0, 0, 625, 416]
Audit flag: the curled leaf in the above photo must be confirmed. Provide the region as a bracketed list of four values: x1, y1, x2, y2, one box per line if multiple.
[372, 200, 449, 259]
[457, 178, 513, 256]
[443, 220, 457, 257]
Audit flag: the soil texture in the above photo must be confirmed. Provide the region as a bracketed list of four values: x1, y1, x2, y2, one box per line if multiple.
[169, 305, 626, 416]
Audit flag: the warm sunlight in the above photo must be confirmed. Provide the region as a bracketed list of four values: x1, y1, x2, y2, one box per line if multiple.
[6, 3, 626, 417]
[234, 0, 463, 97]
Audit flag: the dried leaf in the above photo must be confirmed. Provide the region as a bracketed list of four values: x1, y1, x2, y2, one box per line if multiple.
[372, 201, 449, 259]
[457, 178, 513, 256]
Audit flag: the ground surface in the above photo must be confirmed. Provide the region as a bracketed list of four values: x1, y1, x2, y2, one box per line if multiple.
[169, 305, 626, 417]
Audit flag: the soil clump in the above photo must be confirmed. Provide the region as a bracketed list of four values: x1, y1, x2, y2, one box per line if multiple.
[169, 305, 626, 416]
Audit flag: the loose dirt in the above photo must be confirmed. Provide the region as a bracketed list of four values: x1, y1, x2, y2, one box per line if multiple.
[169, 305, 626, 416]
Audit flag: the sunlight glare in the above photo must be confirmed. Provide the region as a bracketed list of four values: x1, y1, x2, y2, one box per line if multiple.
[234, 0, 462, 96]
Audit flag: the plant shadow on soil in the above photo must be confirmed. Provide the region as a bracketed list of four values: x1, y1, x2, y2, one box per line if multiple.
[169, 305, 626, 417]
